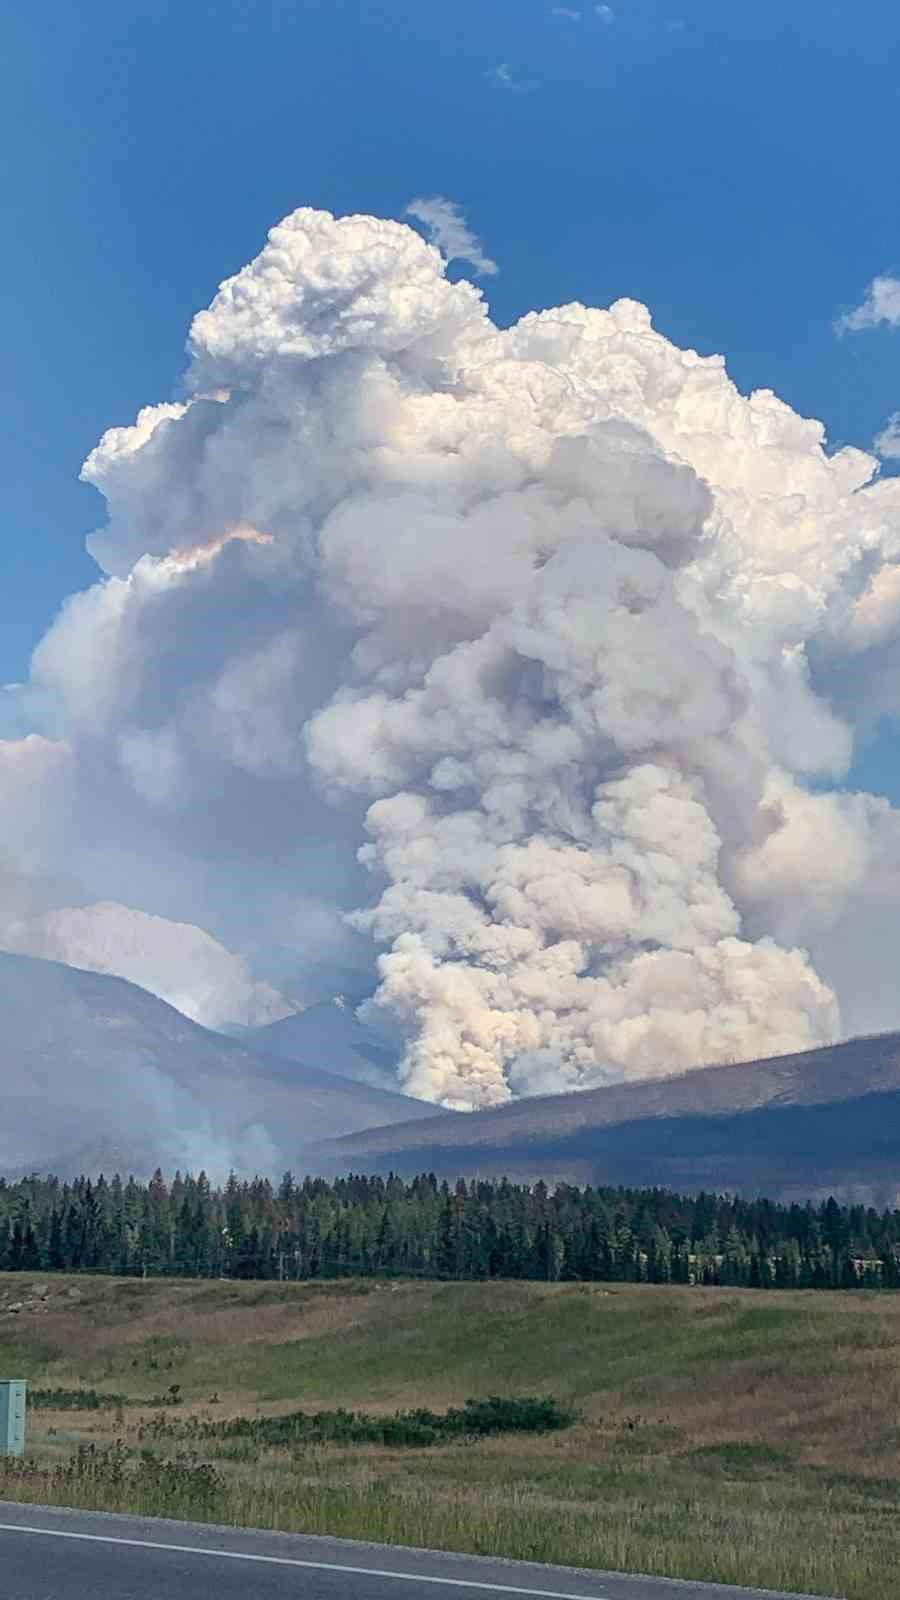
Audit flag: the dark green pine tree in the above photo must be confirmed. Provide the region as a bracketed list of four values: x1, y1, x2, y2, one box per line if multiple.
[48, 1207, 65, 1271]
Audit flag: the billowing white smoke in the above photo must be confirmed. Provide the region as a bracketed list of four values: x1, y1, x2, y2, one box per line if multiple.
[7, 205, 900, 1112]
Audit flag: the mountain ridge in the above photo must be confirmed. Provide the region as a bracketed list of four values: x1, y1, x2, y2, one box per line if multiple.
[0, 950, 442, 1180]
[311, 1030, 900, 1203]
[326, 1029, 900, 1153]
[246, 1000, 405, 1092]
[6, 949, 900, 1202]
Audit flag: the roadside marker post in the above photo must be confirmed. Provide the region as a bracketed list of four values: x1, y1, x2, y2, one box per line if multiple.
[0, 1380, 26, 1457]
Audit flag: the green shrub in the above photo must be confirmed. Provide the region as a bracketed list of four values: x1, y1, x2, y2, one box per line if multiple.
[29, 1387, 130, 1411]
[206, 1394, 575, 1450]
[446, 1396, 574, 1437]
[131, 1451, 223, 1510]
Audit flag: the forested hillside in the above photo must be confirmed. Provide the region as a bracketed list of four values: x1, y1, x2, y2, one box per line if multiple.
[2, 1171, 899, 1290]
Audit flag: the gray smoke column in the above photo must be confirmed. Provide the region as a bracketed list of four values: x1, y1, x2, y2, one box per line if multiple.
[9, 206, 900, 1111]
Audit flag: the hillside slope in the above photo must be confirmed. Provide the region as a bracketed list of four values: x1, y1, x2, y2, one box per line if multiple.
[1, 1273, 898, 1598]
[0, 951, 442, 1179]
[317, 1032, 900, 1202]
[247, 999, 402, 1092]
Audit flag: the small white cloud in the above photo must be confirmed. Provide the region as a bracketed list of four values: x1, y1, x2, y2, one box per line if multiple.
[875, 413, 900, 460]
[551, 7, 582, 19]
[595, 4, 615, 21]
[835, 275, 900, 335]
[405, 197, 499, 278]
[664, 17, 686, 30]
[487, 62, 534, 92]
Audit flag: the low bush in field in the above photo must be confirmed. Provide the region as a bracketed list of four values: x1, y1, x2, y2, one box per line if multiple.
[219, 1393, 576, 1448]
[29, 1388, 130, 1411]
[58, 1442, 222, 1509]
[144, 1394, 576, 1450]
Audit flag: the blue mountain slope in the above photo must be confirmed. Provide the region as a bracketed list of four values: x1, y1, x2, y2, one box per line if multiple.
[0, 951, 443, 1180]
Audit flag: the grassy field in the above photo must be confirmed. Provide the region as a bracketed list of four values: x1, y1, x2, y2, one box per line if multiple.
[1, 1273, 899, 1597]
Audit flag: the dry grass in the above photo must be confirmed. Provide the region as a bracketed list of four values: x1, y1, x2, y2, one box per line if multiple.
[1, 1272, 900, 1596]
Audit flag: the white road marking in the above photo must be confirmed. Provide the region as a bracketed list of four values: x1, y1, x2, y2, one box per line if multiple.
[0, 1521, 608, 1599]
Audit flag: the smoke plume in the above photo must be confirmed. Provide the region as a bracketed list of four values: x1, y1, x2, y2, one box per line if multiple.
[6, 206, 900, 1114]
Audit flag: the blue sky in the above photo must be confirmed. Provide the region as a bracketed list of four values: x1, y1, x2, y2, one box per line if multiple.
[5, 0, 899, 728]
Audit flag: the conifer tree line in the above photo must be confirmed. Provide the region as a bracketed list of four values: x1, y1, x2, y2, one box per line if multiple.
[1, 1171, 899, 1290]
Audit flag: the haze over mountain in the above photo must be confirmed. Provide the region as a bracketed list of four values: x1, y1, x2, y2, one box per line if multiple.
[247, 1000, 402, 1092]
[317, 1032, 900, 1205]
[5, 948, 898, 1204]
[0, 951, 443, 1181]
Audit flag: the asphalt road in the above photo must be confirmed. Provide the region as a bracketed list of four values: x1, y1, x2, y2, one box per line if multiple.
[0, 1503, 837, 1600]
